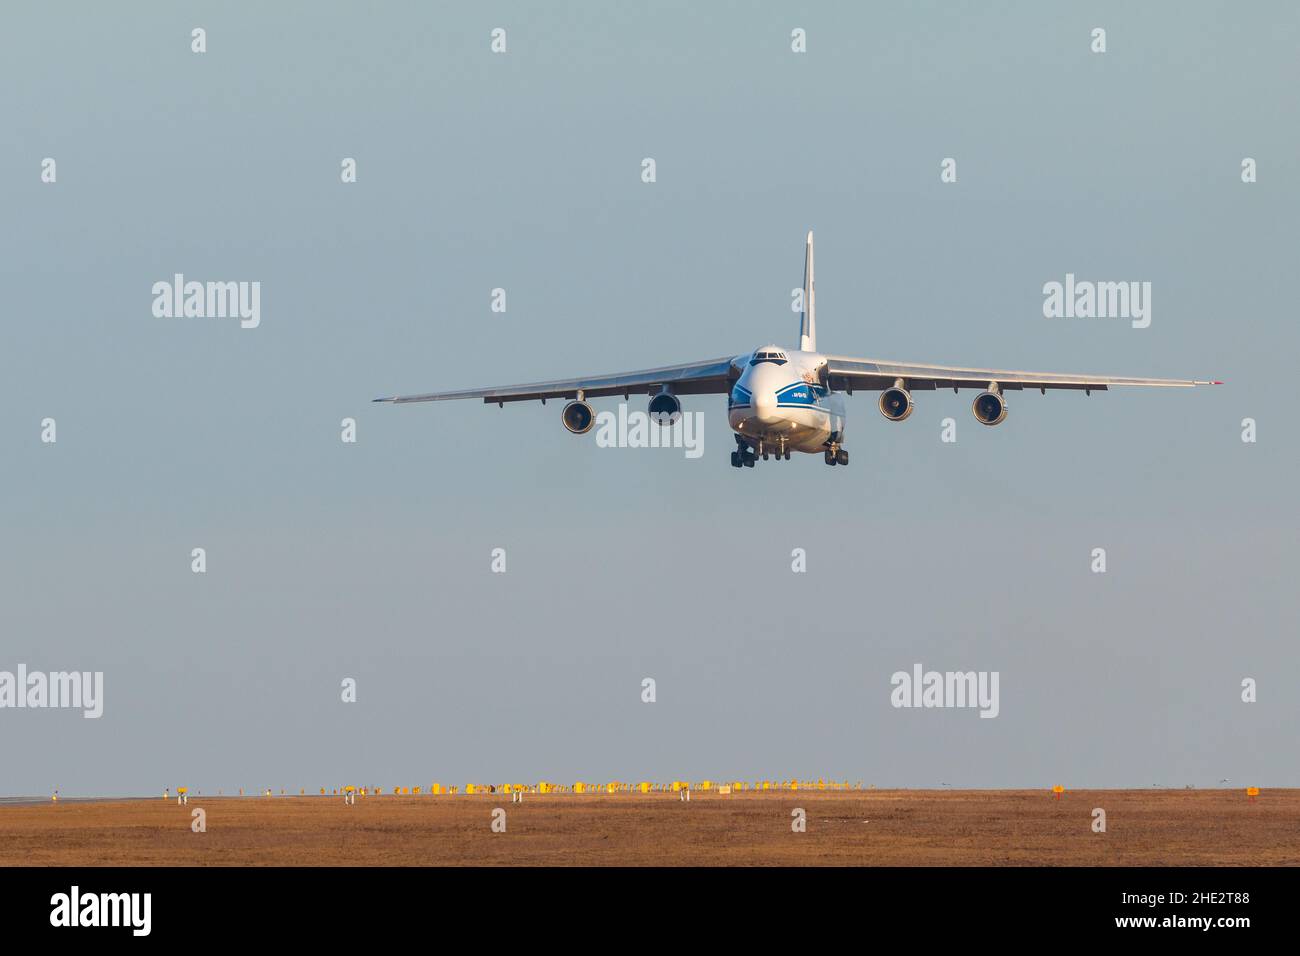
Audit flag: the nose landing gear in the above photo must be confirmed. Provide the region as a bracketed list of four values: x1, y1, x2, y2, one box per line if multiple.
[732, 435, 793, 467]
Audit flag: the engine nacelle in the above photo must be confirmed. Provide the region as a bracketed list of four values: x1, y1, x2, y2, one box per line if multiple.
[561, 399, 595, 434]
[878, 387, 914, 422]
[972, 390, 1008, 426]
[647, 391, 682, 425]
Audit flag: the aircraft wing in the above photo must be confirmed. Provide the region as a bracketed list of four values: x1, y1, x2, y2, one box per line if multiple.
[374, 356, 739, 405]
[824, 356, 1221, 393]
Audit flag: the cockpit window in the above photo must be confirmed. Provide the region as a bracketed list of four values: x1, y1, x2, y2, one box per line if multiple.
[749, 350, 788, 367]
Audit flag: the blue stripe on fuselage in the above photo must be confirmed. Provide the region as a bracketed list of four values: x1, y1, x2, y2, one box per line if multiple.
[728, 383, 753, 410]
[775, 381, 829, 409]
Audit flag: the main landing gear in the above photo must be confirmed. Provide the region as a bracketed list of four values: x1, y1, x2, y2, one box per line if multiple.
[823, 444, 849, 467]
[731, 436, 790, 467]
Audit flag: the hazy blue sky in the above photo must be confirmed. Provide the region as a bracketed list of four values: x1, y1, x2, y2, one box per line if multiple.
[2, 1, 1297, 795]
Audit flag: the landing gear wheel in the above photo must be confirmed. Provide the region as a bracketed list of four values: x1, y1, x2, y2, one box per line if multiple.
[743, 452, 756, 468]
[730, 451, 742, 468]
[836, 449, 849, 466]
[824, 451, 836, 466]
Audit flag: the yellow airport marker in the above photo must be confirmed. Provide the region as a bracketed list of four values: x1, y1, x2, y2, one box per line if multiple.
[177, 786, 189, 806]
[1246, 786, 1260, 802]
[1052, 785, 1065, 801]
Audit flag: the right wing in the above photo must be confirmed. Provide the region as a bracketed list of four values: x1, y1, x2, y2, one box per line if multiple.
[824, 355, 1220, 393]
[374, 356, 739, 406]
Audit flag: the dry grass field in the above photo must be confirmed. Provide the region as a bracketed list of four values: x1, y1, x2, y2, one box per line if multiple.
[2, 789, 1296, 866]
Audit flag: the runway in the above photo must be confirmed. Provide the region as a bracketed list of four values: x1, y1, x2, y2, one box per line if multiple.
[2, 789, 1294, 866]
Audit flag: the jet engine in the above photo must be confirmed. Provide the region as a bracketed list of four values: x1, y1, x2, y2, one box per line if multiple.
[878, 387, 914, 422]
[647, 391, 682, 426]
[561, 399, 595, 434]
[971, 390, 1008, 426]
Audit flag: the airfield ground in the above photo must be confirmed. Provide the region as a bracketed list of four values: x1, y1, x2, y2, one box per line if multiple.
[2, 789, 1296, 866]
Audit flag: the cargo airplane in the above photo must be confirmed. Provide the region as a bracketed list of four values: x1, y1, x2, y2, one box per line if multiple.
[375, 233, 1219, 467]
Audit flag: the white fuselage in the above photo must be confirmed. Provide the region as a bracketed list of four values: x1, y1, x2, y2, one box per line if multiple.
[726, 347, 847, 454]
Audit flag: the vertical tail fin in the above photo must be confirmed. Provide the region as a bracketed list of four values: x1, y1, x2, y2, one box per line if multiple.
[799, 230, 816, 352]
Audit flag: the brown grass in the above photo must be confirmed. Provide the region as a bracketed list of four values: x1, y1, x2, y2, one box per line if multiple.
[2, 789, 1295, 866]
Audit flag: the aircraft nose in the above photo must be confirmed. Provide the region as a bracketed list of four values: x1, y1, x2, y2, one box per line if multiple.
[752, 389, 779, 423]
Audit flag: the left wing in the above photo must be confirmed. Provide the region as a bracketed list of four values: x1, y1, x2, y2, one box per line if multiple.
[824, 356, 1220, 393]
[374, 356, 739, 406]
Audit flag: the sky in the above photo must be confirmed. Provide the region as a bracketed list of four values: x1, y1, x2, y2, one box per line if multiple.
[1, 1, 1298, 795]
